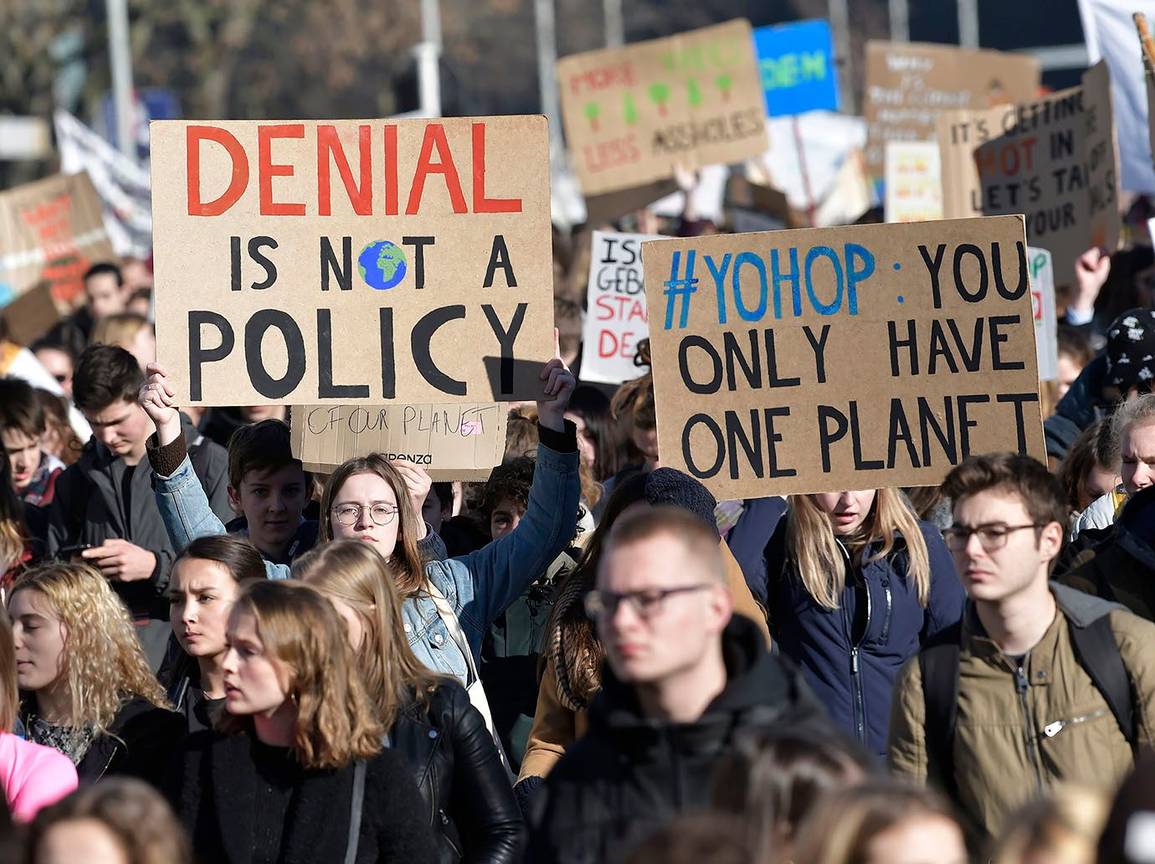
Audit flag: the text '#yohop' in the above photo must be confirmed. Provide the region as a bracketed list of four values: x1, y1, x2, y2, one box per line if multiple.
[661, 244, 876, 329]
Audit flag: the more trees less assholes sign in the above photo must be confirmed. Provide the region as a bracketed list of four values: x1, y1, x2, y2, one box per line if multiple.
[642, 216, 1046, 499]
[150, 117, 554, 406]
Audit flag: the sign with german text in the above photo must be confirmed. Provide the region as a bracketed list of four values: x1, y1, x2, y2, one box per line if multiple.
[580, 230, 658, 384]
[290, 402, 506, 480]
[557, 20, 768, 197]
[150, 117, 554, 406]
[0, 172, 116, 309]
[753, 19, 839, 117]
[938, 62, 1121, 293]
[864, 41, 1040, 181]
[642, 216, 1045, 499]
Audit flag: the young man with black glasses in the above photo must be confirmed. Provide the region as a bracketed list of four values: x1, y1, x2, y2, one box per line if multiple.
[527, 505, 826, 864]
[890, 452, 1155, 847]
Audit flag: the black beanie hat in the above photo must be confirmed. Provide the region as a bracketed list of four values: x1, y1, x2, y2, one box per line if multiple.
[643, 468, 720, 537]
[1106, 309, 1155, 393]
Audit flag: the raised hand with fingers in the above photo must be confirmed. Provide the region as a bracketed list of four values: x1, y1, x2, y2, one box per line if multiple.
[140, 363, 183, 447]
[537, 328, 576, 434]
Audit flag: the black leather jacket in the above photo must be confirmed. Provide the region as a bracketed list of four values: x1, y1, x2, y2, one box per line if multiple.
[391, 681, 525, 864]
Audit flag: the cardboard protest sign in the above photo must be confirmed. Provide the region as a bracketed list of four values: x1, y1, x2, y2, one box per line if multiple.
[884, 141, 943, 223]
[641, 215, 1045, 499]
[864, 41, 1040, 181]
[557, 19, 768, 197]
[290, 402, 506, 480]
[580, 231, 659, 384]
[1028, 246, 1058, 382]
[150, 117, 554, 407]
[1139, 13, 1155, 176]
[938, 62, 1121, 293]
[753, 19, 839, 117]
[0, 172, 116, 309]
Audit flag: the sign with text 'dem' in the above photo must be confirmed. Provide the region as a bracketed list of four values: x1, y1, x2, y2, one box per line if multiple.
[290, 402, 507, 480]
[938, 62, 1121, 294]
[864, 40, 1040, 182]
[580, 230, 659, 385]
[557, 19, 768, 197]
[641, 216, 1045, 499]
[753, 19, 839, 117]
[150, 117, 554, 406]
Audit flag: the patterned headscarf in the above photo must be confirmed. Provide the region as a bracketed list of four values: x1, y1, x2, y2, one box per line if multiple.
[1106, 309, 1155, 393]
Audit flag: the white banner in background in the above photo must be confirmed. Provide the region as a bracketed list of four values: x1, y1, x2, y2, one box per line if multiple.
[1079, 0, 1155, 194]
[54, 110, 152, 259]
[580, 230, 658, 385]
[1029, 246, 1059, 382]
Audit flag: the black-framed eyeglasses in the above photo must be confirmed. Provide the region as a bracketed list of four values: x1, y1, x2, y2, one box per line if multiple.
[584, 585, 712, 621]
[943, 523, 1043, 552]
[331, 503, 399, 527]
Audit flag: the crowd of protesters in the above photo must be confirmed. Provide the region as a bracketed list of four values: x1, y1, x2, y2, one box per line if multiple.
[0, 199, 1153, 864]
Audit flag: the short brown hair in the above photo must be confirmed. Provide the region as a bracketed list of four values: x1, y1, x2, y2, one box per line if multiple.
[226, 419, 305, 491]
[0, 377, 45, 439]
[25, 778, 192, 864]
[941, 453, 1067, 529]
[604, 505, 723, 580]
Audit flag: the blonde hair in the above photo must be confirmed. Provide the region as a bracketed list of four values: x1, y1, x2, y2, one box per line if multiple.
[219, 580, 382, 770]
[991, 784, 1109, 864]
[90, 313, 149, 352]
[0, 606, 16, 732]
[786, 489, 930, 610]
[294, 540, 444, 729]
[791, 780, 961, 864]
[9, 564, 167, 733]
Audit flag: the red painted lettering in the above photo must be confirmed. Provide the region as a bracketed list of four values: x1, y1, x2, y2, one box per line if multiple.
[187, 126, 249, 216]
[472, 123, 522, 214]
[406, 124, 467, 215]
[318, 125, 372, 216]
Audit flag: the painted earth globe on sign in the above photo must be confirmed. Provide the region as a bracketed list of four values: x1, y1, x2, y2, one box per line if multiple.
[358, 240, 408, 290]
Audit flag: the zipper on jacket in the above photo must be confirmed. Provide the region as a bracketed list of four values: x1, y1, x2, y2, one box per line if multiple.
[1043, 709, 1109, 738]
[840, 541, 870, 746]
[879, 579, 892, 644]
[1015, 663, 1045, 790]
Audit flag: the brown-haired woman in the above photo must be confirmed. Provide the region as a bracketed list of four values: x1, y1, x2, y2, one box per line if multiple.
[297, 540, 524, 863]
[790, 779, 966, 864]
[168, 579, 436, 863]
[23, 778, 192, 864]
[0, 606, 76, 821]
[8, 563, 181, 784]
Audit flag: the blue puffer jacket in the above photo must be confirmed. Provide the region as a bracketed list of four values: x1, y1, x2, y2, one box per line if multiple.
[757, 516, 964, 758]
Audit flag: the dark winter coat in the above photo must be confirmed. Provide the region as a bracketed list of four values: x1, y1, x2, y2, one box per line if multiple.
[1055, 484, 1155, 621]
[759, 517, 964, 758]
[527, 616, 828, 864]
[169, 730, 438, 864]
[42, 415, 231, 621]
[391, 681, 524, 864]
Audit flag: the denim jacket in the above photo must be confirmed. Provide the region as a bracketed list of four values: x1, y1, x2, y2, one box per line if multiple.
[152, 440, 581, 683]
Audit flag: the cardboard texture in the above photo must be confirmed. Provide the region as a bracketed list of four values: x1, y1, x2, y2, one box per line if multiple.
[0, 172, 116, 309]
[884, 141, 943, 223]
[1028, 246, 1058, 382]
[580, 231, 659, 384]
[582, 179, 679, 227]
[938, 62, 1121, 293]
[641, 216, 1045, 499]
[557, 19, 768, 197]
[1, 282, 61, 347]
[1139, 13, 1155, 173]
[290, 402, 507, 481]
[864, 40, 1040, 181]
[150, 117, 554, 407]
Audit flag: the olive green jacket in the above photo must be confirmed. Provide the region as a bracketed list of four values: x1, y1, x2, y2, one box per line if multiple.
[889, 586, 1155, 843]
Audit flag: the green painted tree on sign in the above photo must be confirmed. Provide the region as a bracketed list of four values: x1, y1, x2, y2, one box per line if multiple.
[687, 78, 703, 107]
[623, 91, 639, 125]
[649, 82, 671, 116]
[584, 101, 601, 131]
[716, 73, 733, 101]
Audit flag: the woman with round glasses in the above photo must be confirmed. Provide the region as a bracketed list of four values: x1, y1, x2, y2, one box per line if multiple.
[757, 489, 964, 759]
[140, 357, 582, 685]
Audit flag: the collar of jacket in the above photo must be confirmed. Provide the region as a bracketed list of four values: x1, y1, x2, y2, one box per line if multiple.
[588, 616, 791, 750]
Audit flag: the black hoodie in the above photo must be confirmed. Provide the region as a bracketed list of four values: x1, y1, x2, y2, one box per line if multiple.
[527, 616, 828, 864]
